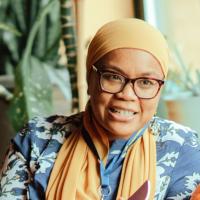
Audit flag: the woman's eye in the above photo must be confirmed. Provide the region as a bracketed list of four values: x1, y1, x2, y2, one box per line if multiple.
[137, 79, 155, 87]
[111, 74, 121, 80]
[104, 73, 122, 81]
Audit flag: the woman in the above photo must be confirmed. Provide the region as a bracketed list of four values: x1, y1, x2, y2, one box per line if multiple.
[1, 18, 200, 200]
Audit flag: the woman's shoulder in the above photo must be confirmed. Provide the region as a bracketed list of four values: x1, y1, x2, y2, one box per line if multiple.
[0, 113, 84, 200]
[13, 112, 84, 160]
[153, 116, 199, 145]
[154, 117, 200, 199]
[18, 112, 83, 138]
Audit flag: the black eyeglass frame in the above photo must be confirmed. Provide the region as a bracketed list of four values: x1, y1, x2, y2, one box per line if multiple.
[92, 65, 165, 99]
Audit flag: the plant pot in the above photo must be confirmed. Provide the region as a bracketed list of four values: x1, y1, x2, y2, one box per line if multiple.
[165, 96, 200, 134]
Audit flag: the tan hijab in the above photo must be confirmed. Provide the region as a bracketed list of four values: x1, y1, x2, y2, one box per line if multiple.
[46, 18, 169, 200]
[86, 18, 168, 78]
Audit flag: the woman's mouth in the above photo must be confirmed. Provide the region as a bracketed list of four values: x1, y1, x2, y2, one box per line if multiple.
[109, 107, 137, 121]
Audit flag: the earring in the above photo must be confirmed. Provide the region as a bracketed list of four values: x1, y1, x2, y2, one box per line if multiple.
[149, 117, 160, 136]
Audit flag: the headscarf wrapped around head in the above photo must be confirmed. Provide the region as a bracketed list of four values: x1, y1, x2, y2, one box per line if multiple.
[86, 18, 169, 79]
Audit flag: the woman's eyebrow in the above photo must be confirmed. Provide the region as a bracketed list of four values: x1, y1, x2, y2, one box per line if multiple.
[139, 71, 163, 77]
[101, 64, 164, 79]
[100, 64, 126, 74]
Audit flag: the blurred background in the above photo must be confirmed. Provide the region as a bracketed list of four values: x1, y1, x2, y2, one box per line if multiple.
[0, 0, 200, 161]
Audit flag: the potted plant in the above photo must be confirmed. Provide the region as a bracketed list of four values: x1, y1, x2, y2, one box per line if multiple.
[0, 0, 78, 161]
[158, 41, 200, 134]
[0, 0, 78, 132]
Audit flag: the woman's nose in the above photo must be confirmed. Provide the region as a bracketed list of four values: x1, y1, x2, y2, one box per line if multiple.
[115, 82, 138, 101]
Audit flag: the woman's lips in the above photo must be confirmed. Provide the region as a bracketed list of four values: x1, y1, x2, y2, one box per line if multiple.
[108, 107, 138, 121]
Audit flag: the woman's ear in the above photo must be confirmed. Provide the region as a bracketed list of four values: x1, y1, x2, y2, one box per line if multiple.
[87, 70, 96, 96]
[87, 76, 91, 95]
[87, 87, 90, 95]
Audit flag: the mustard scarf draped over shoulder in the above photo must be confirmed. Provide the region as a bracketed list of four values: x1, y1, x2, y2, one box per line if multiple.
[46, 109, 156, 200]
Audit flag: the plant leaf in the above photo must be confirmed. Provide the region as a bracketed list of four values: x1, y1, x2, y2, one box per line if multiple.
[9, 56, 53, 131]
[0, 23, 22, 36]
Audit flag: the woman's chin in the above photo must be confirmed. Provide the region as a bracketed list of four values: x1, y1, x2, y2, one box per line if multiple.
[105, 122, 139, 140]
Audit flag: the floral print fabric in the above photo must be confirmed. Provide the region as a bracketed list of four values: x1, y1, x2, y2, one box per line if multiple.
[0, 113, 200, 200]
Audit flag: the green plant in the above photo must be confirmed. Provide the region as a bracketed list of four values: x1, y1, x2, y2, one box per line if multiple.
[163, 42, 200, 100]
[0, 23, 19, 100]
[0, 0, 76, 131]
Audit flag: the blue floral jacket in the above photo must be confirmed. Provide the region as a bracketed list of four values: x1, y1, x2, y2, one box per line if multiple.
[1, 113, 200, 200]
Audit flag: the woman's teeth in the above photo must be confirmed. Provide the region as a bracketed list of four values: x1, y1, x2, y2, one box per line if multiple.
[110, 108, 136, 116]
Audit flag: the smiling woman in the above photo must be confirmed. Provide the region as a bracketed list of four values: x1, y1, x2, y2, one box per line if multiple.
[1, 18, 200, 200]
[88, 48, 165, 140]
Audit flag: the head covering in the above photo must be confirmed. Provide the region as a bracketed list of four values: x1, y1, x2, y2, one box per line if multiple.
[86, 18, 169, 78]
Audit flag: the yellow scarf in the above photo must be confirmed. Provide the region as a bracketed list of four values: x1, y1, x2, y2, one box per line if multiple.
[46, 109, 156, 200]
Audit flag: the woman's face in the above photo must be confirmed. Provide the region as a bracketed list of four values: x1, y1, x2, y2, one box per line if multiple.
[88, 48, 164, 140]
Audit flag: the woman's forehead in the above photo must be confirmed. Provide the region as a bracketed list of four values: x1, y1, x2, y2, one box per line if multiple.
[97, 48, 164, 78]
[99, 48, 159, 62]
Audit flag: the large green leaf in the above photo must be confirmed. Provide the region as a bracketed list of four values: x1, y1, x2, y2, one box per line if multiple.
[9, 56, 53, 131]
[9, 0, 59, 131]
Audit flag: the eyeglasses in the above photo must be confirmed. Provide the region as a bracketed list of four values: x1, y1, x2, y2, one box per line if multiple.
[92, 65, 165, 99]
